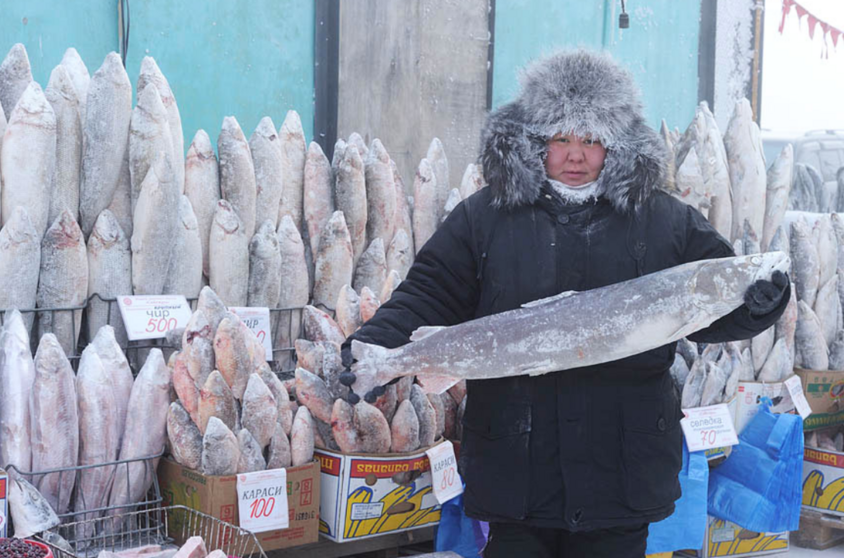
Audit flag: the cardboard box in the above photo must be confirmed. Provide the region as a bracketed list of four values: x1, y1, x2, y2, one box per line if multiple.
[158, 458, 319, 551]
[735, 379, 797, 434]
[0, 468, 7, 538]
[802, 444, 844, 517]
[678, 516, 789, 557]
[795, 369, 844, 430]
[315, 443, 443, 542]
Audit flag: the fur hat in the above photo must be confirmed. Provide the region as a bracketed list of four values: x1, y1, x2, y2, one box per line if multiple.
[479, 49, 668, 212]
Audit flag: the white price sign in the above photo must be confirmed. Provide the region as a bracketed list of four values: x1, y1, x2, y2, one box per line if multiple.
[681, 404, 739, 453]
[117, 295, 193, 341]
[236, 468, 288, 533]
[784, 375, 813, 420]
[425, 441, 463, 504]
[230, 307, 273, 361]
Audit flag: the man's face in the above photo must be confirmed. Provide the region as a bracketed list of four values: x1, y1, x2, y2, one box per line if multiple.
[544, 133, 607, 187]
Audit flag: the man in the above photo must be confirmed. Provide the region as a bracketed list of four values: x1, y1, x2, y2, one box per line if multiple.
[341, 50, 789, 557]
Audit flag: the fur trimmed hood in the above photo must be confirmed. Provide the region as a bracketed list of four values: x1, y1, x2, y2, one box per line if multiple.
[480, 49, 668, 212]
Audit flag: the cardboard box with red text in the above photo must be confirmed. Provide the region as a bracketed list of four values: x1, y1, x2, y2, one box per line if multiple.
[158, 458, 319, 551]
[795, 369, 844, 430]
[315, 443, 444, 542]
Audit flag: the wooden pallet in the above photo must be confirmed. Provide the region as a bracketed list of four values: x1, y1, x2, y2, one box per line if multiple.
[792, 508, 844, 550]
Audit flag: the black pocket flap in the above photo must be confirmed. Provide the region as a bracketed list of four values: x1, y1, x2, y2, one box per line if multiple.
[463, 403, 531, 439]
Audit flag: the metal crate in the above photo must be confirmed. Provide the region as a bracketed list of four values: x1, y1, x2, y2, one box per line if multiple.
[37, 505, 266, 558]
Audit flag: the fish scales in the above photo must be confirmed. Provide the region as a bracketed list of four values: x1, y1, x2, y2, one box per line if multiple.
[312, 211, 353, 311]
[304, 141, 335, 257]
[137, 57, 184, 193]
[209, 200, 249, 306]
[237, 429, 266, 473]
[278, 111, 307, 231]
[167, 401, 202, 468]
[87, 210, 132, 346]
[790, 220, 821, 307]
[0, 44, 33, 117]
[201, 417, 240, 476]
[275, 216, 310, 366]
[335, 146, 368, 264]
[365, 139, 397, 247]
[725, 99, 767, 242]
[303, 305, 346, 345]
[762, 145, 793, 250]
[795, 301, 829, 370]
[241, 373, 278, 448]
[0, 310, 35, 475]
[45, 65, 82, 224]
[129, 84, 174, 215]
[91, 326, 134, 448]
[412, 158, 438, 253]
[107, 150, 133, 239]
[353, 238, 388, 298]
[219, 116, 257, 239]
[247, 220, 282, 308]
[290, 406, 315, 466]
[181, 309, 216, 389]
[185, 131, 221, 278]
[198, 370, 238, 435]
[0, 208, 40, 330]
[163, 196, 203, 298]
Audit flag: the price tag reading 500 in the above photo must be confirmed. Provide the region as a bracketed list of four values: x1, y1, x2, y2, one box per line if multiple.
[236, 468, 289, 533]
[118, 296, 193, 341]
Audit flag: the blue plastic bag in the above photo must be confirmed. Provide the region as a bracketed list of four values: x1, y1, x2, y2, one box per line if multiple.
[435, 491, 486, 558]
[707, 397, 803, 533]
[646, 437, 709, 554]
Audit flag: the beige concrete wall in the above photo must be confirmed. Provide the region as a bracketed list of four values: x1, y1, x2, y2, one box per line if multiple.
[337, 0, 490, 193]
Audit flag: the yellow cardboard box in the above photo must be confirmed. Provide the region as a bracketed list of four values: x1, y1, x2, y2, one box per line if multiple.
[158, 458, 320, 551]
[315, 443, 444, 542]
[794, 369, 844, 431]
[802, 444, 844, 517]
[678, 516, 789, 557]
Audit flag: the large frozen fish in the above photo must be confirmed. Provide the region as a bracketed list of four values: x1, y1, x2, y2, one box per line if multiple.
[304, 141, 335, 256]
[725, 99, 767, 242]
[814, 275, 840, 347]
[828, 330, 844, 370]
[762, 145, 793, 251]
[198, 370, 238, 435]
[201, 417, 240, 476]
[391, 160, 415, 251]
[290, 406, 315, 466]
[182, 309, 216, 389]
[137, 57, 184, 192]
[209, 200, 249, 306]
[459, 163, 486, 200]
[336, 285, 362, 338]
[59, 48, 89, 124]
[87, 215, 131, 347]
[381, 270, 402, 304]
[0, 310, 35, 474]
[757, 338, 792, 383]
[75, 345, 119, 526]
[335, 146, 368, 264]
[330, 399, 391, 454]
[267, 420, 292, 469]
[743, 220, 761, 259]
[360, 286, 381, 323]
[2, 81, 56, 238]
[214, 313, 265, 399]
[219, 116, 257, 239]
[354, 238, 388, 297]
[391, 400, 420, 453]
[751, 326, 775, 373]
[674, 150, 708, 217]
[91, 326, 134, 447]
[31, 334, 78, 514]
[699, 103, 732, 238]
[789, 164, 818, 213]
[185, 130, 221, 277]
[241, 373, 278, 448]
[107, 150, 133, 239]
[313, 211, 354, 311]
[0, 207, 40, 327]
[167, 401, 202, 470]
[681, 359, 706, 408]
[275, 216, 310, 356]
[332, 138, 347, 178]
[351, 253, 790, 396]
[247, 220, 282, 308]
[427, 138, 450, 223]
[37, 211, 88, 355]
[304, 305, 346, 344]
[387, 229, 413, 281]
[45, 65, 82, 224]
[348, 132, 369, 159]
[442, 189, 462, 223]
[108, 349, 171, 513]
[795, 301, 829, 370]
[79, 53, 133, 237]
[129, 83, 173, 215]
[775, 283, 798, 356]
[8, 477, 60, 539]
[410, 384, 437, 447]
[413, 159, 438, 253]
[247, 117, 283, 231]
[365, 139, 397, 246]
[699, 362, 727, 407]
[790, 220, 820, 307]
[132, 151, 179, 295]
[815, 216, 838, 290]
[163, 196, 203, 297]
[295, 367, 334, 424]
[278, 111, 307, 231]
[172, 351, 200, 426]
[0, 44, 32, 116]
[237, 429, 266, 473]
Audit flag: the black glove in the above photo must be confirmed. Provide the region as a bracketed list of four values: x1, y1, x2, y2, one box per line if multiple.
[339, 347, 360, 404]
[744, 270, 789, 316]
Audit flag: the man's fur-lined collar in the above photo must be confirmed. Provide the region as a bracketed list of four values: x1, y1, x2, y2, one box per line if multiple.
[479, 50, 668, 213]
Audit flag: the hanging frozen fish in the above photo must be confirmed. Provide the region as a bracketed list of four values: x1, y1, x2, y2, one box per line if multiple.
[132, 151, 179, 295]
[762, 145, 793, 250]
[245, 117, 283, 231]
[0, 208, 40, 328]
[725, 99, 767, 241]
[87, 210, 131, 346]
[129, 83, 174, 215]
[699, 103, 732, 239]
[31, 334, 78, 514]
[313, 211, 354, 311]
[167, 401, 202, 470]
[0, 310, 35, 476]
[1, 81, 56, 238]
[185, 130, 221, 278]
[163, 196, 203, 297]
[209, 200, 249, 306]
[353, 238, 388, 299]
[304, 141, 335, 256]
[365, 139, 397, 245]
[278, 110, 307, 231]
[790, 219, 820, 307]
[137, 57, 184, 192]
[218, 116, 257, 239]
[60, 48, 89, 123]
[201, 417, 240, 476]
[427, 138, 450, 224]
[336, 285, 363, 338]
[350, 253, 790, 397]
[335, 146, 367, 265]
[413, 158, 438, 253]
[0, 44, 32, 117]
[37, 211, 88, 356]
[79, 53, 133, 237]
[91, 326, 134, 447]
[795, 301, 829, 371]
[45, 65, 82, 224]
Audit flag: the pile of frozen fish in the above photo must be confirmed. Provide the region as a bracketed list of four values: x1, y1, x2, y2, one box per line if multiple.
[788, 162, 844, 214]
[96, 536, 227, 558]
[291, 304, 466, 454]
[1, 311, 168, 534]
[0, 43, 483, 361]
[806, 427, 844, 452]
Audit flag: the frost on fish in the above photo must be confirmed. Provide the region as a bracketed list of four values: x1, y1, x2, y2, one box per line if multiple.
[278, 110, 307, 231]
[2, 81, 56, 238]
[441, 189, 462, 223]
[237, 429, 266, 473]
[247, 220, 282, 308]
[459, 163, 486, 200]
[762, 145, 793, 251]
[0, 44, 33, 118]
[275, 216, 310, 363]
[214, 313, 265, 400]
[335, 146, 368, 266]
[107, 149, 133, 239]
[8, 477, 60, 539]
[360, 286, 381, 323]
[353, 238, 388, 298]
[137, 57, 184, 193]
[795, 301, 829, 371]
[60, 48, 89, 124]
[91, 325, 134, 448]
[201, 417, 240, 476]
[336, 285, 363, 338]
[267, 420, 292, 469]
[198, 370, 238, 435]
[0, 310, 35, 475]
[304, 141, 335, 256]
[87, 210, 132, 346]
[37, 211, 88, 356]
[725, 99, 767, 242]
[0, 207, 41, 329]
[45, 65, 82, 225]
[219, 116, 257, 239]
[129, 83, 174, 215]
[303, 305, 346, 345]
[814, 275, 841, 347]
[330, 399, 391, 454]
[185, 130, 221, 278]
[350, 253, 790, 398]
[313, 211, 353, 311]
[673, 150, 708, 217]
[751, 326, 775, 373]
[814, 215, 838, 290]
[426, 138, 450, 224]
[290, 406, 316, 466]
[241, 373, 278, 448]
[391, 159, 415, 254]
[167, 401, 202, 470]
[413, 158, 438, 253]
[209, 200, 249, 306]
[163, 196, 203, 298]
[365, 139, 397, 247]
[181, 309, 216, 389]
[790, 219, 820, 308]
[381, 270, 402, 304]
[295, 368, 334, 424]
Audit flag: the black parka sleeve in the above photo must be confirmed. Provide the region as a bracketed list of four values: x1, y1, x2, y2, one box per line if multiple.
[341, 200, 481, 359]
[680, 205, 791, 343]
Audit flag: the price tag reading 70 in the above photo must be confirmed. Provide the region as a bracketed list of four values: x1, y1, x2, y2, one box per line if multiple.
[117, 296, 193, 341]
[680, 404, 739, 453]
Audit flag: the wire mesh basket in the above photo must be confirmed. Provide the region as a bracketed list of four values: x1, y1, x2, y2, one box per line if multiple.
[36, 505, 267, 558]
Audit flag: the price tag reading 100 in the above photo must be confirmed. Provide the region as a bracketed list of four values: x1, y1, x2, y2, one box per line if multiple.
[236, 468, 289, 533]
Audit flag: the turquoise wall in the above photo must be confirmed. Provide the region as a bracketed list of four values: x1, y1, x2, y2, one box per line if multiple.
[492, 0, 702, 131]
[0, 0, 315, 150]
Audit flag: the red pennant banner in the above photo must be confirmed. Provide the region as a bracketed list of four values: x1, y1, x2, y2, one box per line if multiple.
[780, 0, 843, 57]
[832, 28, 841, 48]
